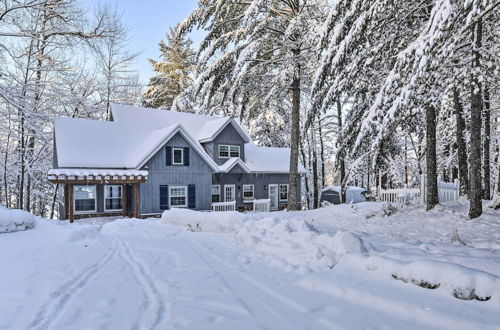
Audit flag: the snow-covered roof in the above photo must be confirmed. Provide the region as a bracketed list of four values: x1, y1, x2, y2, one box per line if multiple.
[219, 158, 251, 173]
[48, 169, 148, 181]
[245, 144, 307, 173]
[54, 104, 305, 174]
[321, 186, 366, 193]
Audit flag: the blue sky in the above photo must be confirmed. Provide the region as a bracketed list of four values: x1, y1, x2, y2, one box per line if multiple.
[83, 0, 201, 83]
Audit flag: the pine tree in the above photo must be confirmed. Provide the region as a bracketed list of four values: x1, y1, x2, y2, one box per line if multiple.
[142, 25, 195, 109]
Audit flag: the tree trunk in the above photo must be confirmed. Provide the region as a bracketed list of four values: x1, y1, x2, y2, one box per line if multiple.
[318, 114, 326, 188]
[469, 19, 483, 219]
[299, 138, 311, 209]
[426, 104, 439, 210]
[482, 85, 491, 199]
[311, 129, 319, 209]
[336, 99, 346, 203]
[288, 55, 301, 211]
[453, 88, 469, 196]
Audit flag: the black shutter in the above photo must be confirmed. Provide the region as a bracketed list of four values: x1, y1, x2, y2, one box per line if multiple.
[184, 147, 190, 166]
[188, 184, 195, 209]
[160, 185, 169, 211]
[166, 147, 172, 166]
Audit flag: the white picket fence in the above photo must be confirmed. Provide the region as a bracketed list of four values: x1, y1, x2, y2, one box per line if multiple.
[379, 188, 421, 203]
[212, 201, 236, 211]
[378, 177, 459, 204]
[253, 199, 270, 212]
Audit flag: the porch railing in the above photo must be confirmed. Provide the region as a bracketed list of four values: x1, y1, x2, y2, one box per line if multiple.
[253, 199, 270, 212]
[378, 188, 420, 203]
[212, 201, 236, 212]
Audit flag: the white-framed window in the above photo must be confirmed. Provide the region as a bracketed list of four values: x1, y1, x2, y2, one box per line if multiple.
[218, 145, 240, 158]
[212, 185, 221, 203]
[279, 184, 289, 201]
[169, 186, 187, 207]
[74, 185, 96, 213]
[242, 184, 254, 202]
[104, 185, 122, 211]
[224, 185, 235, 202]
[172, 148, 184, 165]
[229, 145, 240, 157]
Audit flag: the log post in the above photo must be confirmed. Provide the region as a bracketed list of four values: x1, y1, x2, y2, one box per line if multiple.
[133, 183, 139, 218]
[64, 184, 69, 219]
[67, 184, 74, 223]
[122, 184, 127, 217]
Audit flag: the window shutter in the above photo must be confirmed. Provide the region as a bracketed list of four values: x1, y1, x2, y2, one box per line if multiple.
[165, 147, 172, 166]
[184, 147, 190, 166]
[160, 185, 169, 211]
[188, 184, 195, 209]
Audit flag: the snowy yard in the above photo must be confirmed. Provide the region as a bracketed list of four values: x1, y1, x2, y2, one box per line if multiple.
[1, 202, 499, 329]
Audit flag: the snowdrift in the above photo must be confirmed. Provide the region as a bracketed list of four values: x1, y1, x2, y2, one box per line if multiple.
[0, 206, 36, 233]
[161, 208, 246, 233]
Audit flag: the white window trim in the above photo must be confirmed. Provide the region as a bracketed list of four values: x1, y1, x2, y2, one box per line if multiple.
[169, 185, 188, 208]
[104, 184, 123, 212]
[242, 184, 254, 202]
[172, 147, 184, 165]
[224, 184, 236, 202]
[229, 145, 240, 158]
[279, 184, 289, 201]
[73, 185, 97, 214]
[212, 185, 221, 202]
[218, 145, 240, 159]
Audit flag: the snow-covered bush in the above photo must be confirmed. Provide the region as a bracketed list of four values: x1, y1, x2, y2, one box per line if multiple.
[0, 206, 36, 233]
[365, 202, 399, 218]
[161, 208, 246, 233]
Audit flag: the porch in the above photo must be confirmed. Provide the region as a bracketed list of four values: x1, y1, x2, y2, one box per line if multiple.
[48, 169, 148, 223]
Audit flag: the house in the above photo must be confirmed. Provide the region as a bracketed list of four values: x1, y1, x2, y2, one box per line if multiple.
[48, 104, 306, 221]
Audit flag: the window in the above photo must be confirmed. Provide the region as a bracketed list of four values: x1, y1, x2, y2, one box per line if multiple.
[169, 186, 187, 207]
[74, 185, 96, 213]
[229, 146, 240, 158]
[212, 185, 221, 203]
[279, 184, 289, 201]
[218, 145, 229, 158]
[160, 185, 169, 211]
[104, 185, 122, 211]
[218, 145, 240, 158]
[243, 184, 254, 202]
[172, 148, 184, 165]
[224, 185, 235, 202]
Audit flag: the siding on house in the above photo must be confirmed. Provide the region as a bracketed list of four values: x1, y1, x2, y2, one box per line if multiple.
[139, 132, 213, 214]
[206, 123, 246, 165]
[212, 173, 301, 209]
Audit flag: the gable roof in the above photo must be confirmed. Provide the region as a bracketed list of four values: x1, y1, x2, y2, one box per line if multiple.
[54, 104, 306, 174]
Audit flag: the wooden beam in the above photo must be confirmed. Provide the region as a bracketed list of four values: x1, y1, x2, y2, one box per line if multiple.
[68, 184, 74, 223]
[64, 184, 69, 219]
[122, 184, 127, 217]
[133, 183, 139, 218]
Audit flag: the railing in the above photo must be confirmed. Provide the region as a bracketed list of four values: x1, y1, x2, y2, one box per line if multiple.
[378, 188, 420, 203]
[253, 199, 270, 212]
[422, 179, 459, 203]
[212, 201, 236, 212]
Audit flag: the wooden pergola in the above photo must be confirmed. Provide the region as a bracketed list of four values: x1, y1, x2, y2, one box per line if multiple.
[48, 169, 148, 223]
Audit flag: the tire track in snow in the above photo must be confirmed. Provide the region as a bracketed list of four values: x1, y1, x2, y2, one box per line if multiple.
[29, 237, 118, 330]
[187, 238, 329, 328]
[115, 239, 167, 330]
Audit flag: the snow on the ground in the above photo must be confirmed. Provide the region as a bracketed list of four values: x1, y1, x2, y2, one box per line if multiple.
[0, 205, 36, 233]
[1, 201, 499, 329]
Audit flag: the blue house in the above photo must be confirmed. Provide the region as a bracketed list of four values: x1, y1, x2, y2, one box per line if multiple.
[48, 104, 305, 221]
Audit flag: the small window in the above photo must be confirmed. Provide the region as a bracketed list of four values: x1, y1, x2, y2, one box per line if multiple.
[212, 185, 221, 203]
[104, 185, 122, 211]
[229, 146, 240, 158]
[279, 184, 289, 201]
[243, 184, 254, 201]
[74, 185, 96, 213]
[218, 145, 229, 158]
[169, 186, 187, 207]
[172, 148, 184, 165]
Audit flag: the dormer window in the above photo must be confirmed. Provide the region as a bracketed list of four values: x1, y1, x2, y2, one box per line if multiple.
[219, 145, 240, 158]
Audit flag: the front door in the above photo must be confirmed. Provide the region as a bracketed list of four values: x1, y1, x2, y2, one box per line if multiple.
[224, 185, 235, 202]
[269, 184, 279, 211]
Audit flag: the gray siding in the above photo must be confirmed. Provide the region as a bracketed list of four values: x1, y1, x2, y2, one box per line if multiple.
[212, 173, 301, 209]
[139, 132, 213, 214]
[208, 123, 246, 165]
